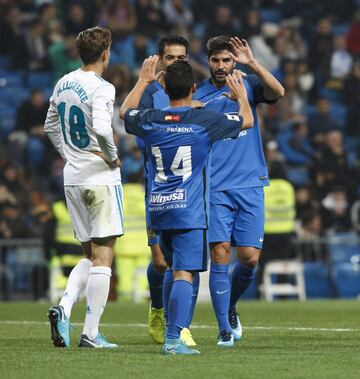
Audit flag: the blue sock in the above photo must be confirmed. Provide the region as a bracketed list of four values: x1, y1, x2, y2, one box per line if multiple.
[167, 280, 193, 340]
[184, 272, 199, 328]
[162, 269, 173, 324]
[209, 263, 231, 332]
[230, 262, 255, 309]
[147, 262, 164, 309]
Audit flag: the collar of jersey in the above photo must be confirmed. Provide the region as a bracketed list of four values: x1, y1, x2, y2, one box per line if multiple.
[162, 106, 192, 112]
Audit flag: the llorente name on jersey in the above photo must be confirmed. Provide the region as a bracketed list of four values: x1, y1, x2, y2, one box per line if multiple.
[149, 189, 187, 205]
[57, 81, 89, 103]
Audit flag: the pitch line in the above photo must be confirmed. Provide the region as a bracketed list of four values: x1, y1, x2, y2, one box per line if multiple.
[0, 320, 359, 333]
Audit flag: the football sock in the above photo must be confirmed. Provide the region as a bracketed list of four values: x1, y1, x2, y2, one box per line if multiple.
[184, 271, 199, 328]
[209, 263, 231, 332]
[230, 262, 255, 309]
[59, 258, 92, 318]
[82, 266, 111, 340]
[162, 269, 173, 324]
[166, 279, 193, 340]
[147, 262, 164, 309]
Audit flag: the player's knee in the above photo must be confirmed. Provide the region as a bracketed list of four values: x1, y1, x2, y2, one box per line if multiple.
[237, 247, 261, 268]
[211, 242, 231, 264]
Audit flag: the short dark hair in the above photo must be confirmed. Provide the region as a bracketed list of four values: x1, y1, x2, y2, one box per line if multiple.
[164, 60, 194, 100]
[76, 26, 112, 65]
[158, 36, 189, 57]
[206, 35, 234, 58]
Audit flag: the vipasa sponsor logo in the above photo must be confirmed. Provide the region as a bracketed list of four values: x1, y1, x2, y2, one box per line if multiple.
[149, 189, 186, 205]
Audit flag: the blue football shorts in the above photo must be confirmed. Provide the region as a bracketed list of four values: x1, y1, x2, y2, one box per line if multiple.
[209, 187, 264, 249]
[159, 229, 209, 272]
[145, 196, 160, 246]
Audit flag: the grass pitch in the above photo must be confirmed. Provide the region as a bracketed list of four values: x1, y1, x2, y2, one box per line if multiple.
[0, 300, 359, 379]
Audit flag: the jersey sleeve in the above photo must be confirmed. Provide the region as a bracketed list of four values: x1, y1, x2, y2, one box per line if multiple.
[44, 95, 65, 159]
[124, 108, 147, 138]
[206, 112, 244, 143]
[138, 86, 153, 110]
[92, 83, 118, 161]
[246, 74, 277, 105]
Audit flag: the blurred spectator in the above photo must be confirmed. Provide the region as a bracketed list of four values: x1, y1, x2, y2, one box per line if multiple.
[250, 22, 280, 72]
[295, 186, 318, 221]
[330, 34, 353, 80]
[64, 3, 92, 35]
[0, 204, 29, 239]
[308, 98, 339, 145]
[164, 0, 193, 37]
[240, 8, 261, 40]
[98, 0, 136, 39]
[25, 18, 49, 71]
[48, 35, 81, 80]
[0, 6, 28, 70]
[205, 4, 237, 42]
[277, 73, 304, 121]
[278, 121, 314, 166]
[294, 207, 325, 261]
[308, 18, 333, 83]
[346, 9, 360, 56]
[343, 61, 360, 136]
[321, 189, 352, 234]
[2, 164, 28, 210]
[104, 64, 131, 102]
[188, 36, 208, 82]
[135, 0, 170, 38]
[277, 18, 307, 61]
[298, 60, 315, 96]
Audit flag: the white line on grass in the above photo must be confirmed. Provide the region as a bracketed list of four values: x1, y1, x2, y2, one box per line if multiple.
[0, 320, 359, 332]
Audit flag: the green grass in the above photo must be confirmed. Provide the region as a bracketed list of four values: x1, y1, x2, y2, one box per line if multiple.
[0, 301, 359, 379]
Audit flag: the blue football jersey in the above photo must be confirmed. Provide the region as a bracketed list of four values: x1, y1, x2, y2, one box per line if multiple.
[194, 75, 275, 191]
[136, 81, 170, 197]
[124, 106, 243, 230]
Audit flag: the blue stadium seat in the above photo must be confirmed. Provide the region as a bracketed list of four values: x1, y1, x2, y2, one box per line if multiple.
[42, 87, 53, 101]
[329, 103, 346, 129]
[286, 166, 309, 186]
[0, 70, 23, 86]
[0, 114, 16, 137]
[327, 232, 359, 264]
[303, 262, 333, 298]
[0, 86, 30, 107]
[260, 8, 282, 23]
[26, 71, 53, 89]
[319, 87, 342, 103]
[332, 263, 360, 298]
[332, 23, 349, 35]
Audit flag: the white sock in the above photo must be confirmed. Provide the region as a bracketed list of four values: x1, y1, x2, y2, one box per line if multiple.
[82, 266, 112, 340]
[59, 258, 92, 318]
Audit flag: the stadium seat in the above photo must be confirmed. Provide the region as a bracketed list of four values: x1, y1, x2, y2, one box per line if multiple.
[26, 71, 53, 89]
[329, 103, 346, 129]
[332, 262, 360, 298]
[303, 262, 333, 298]
[327, 232, 359, 264]
[319, 87, 342, 103]
[261, 260, 306, 301]
[0, 113, 16, 137]
[260, 8, 282, 23]
[286, 166, 309, 186]
[0, 86, 30, 107]
[0, 70, 23, 86]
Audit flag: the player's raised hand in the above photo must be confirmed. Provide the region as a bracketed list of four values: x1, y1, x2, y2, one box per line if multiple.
[139, 55, 164, 83]
[229, 37, 255, 65]
[223, 72, 247, 101]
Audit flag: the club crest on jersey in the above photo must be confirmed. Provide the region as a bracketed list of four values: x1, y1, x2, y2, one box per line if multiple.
[149, 189, 186, 205]
[164, 114, 180, 122]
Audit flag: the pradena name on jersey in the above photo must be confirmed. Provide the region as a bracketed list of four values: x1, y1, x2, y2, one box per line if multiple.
[44, 69, 121, 186]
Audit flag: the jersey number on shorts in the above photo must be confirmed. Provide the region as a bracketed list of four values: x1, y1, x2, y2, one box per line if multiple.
[151, 146, 192, 183]
[57, 102, 90, 148]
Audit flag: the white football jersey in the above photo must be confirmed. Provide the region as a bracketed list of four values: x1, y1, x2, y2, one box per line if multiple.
[44, 69, 121, 185]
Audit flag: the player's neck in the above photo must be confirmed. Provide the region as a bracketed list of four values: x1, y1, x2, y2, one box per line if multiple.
[210, 78, 226, 89]
[169, 98, 192, 108]
[81, 63, 104, 76]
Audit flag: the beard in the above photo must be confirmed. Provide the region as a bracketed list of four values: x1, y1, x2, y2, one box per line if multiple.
[210, 67, 233, 86]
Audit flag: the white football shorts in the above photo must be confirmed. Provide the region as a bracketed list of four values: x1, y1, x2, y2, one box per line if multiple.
[64, 184, 124, 242]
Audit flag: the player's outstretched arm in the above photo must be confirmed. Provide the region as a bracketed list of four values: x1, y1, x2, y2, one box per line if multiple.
[229, 37, 285, 100]
[119, 56, 163, 119]
[223, 72, 254, 129]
